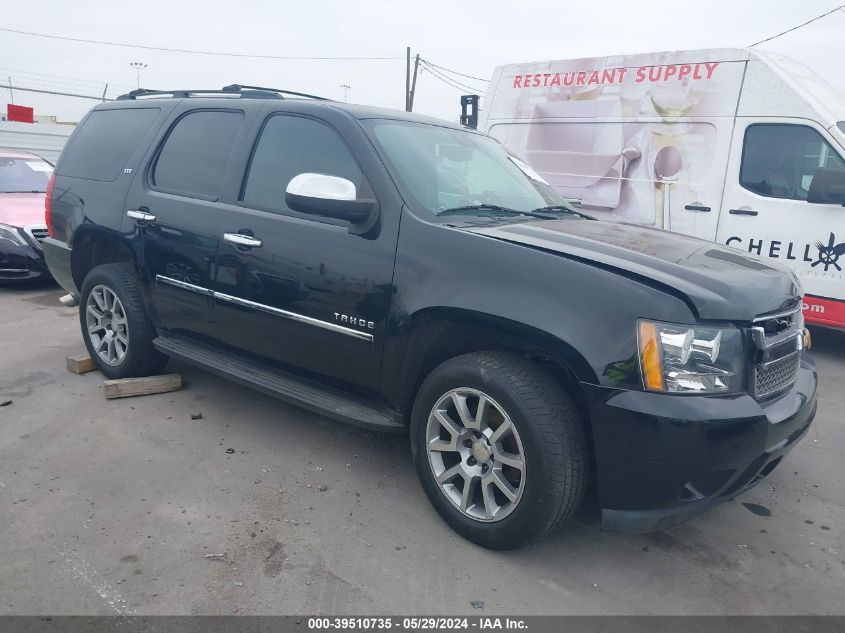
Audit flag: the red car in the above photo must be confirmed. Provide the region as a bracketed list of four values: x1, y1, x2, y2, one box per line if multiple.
[0, 150, 54, 283]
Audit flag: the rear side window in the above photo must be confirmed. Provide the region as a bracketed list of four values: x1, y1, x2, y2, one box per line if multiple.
[241, 114, 366, 213]
[59, 108, 159, 181]
[740, 124, 845, 201]
[153, 110, 244, 199]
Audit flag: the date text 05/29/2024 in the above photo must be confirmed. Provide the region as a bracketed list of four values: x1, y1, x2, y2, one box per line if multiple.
[307, 617, 528, 630]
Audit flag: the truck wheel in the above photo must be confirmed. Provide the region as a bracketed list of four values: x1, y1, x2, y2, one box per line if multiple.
[410, 351, 588, 550]
[79, 262, 168, 379]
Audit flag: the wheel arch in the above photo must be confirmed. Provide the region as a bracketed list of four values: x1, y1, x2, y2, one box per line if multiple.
[391, 307, 596, 425]
[71, 226, 137, 290]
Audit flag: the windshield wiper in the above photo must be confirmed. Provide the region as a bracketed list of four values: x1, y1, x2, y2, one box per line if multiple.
[530, 205, 594, 219]
[0, 190, 45, 194]
[436, 204, 557, 219]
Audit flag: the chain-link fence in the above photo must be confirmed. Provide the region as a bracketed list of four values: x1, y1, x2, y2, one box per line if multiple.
[0, 71, 134, 125]
[0, 71, 136, 160]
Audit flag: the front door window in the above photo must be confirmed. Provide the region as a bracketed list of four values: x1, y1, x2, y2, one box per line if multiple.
[740, 124, 845, 202]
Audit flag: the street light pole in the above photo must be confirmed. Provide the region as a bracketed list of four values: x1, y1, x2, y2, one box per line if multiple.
[130, 62, 148, 90]
[340, 84, 350, 102]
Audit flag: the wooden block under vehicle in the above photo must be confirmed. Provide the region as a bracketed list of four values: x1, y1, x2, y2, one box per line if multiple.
[66, 354, 97, 374]
[103, 374, 182, 399]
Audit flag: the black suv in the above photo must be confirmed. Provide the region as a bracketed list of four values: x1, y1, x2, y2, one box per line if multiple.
[43, 86, 817, 549]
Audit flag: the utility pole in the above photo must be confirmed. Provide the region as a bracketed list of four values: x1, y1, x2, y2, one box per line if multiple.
[408, 54, 420, 112]
[340, 83, 350, 102]
[405, 47, 411, 111]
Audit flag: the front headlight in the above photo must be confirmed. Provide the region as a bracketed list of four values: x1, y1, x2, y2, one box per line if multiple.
[637, 320, 745, 393]
[0, 223, 27, 247]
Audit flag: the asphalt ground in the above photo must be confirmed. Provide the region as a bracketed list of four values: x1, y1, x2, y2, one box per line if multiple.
[1, 283, 843, 615]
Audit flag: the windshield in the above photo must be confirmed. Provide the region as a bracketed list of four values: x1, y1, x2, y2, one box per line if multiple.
[365, 120, 568, 216]
[0, 157, 53, 193]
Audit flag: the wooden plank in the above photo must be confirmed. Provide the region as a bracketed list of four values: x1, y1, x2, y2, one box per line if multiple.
[103, 374, 182, 399]
[66, 354, 97, 374]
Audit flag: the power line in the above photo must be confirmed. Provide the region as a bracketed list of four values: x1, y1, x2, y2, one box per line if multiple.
[0, 27, 403, 60]
[421, 62, 486, 93]
[421, 62, 471, 90]
[420, 66, 469, 93]
[420, 59, 489, 83]
[749, 5, 845, 46]
[423, 65, 484, 95]
[421, 61, 485, 95]
[421, 64, 485, 97]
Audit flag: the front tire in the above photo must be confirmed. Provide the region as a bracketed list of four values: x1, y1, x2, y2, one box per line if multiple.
[410, 351, 588, 550]
[79, 262, 168, 379]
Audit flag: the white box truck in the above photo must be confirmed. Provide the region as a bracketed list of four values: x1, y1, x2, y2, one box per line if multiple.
[481, 48, 845, 330]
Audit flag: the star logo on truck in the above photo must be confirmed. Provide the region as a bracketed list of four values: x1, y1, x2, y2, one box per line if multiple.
[812, 232, 845, 272]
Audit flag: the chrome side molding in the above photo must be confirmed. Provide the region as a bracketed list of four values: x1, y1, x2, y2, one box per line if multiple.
[214, 291, 373, 342]
[155, 275, 213, 296]
[155, 275, 373, 343]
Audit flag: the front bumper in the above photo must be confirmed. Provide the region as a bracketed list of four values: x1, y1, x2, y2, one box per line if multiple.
[584, 353, 817, 533]
[0, 239, 52, 283]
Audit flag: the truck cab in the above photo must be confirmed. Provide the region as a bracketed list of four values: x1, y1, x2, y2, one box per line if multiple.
[481, 48, 845, 329]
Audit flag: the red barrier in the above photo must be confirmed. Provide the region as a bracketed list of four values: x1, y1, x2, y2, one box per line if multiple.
[7, 103, 34, 123]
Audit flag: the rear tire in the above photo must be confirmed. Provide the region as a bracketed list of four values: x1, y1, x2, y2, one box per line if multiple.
[410, 351, 588, 550]
[79, 262, 168, 379]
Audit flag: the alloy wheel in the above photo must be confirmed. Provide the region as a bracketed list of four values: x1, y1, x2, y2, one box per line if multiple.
[85, 284, 130, 366]
[425, 388, 526, 522]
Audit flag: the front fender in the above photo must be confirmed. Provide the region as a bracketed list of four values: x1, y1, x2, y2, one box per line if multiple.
[386, 212, 698, 393]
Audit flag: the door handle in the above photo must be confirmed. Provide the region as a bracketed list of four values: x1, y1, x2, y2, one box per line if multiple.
[729, 208, 759, 216]
[223, 233, 263, 248]
[127, 209, 156, 222]
[684, 204, 711, 212]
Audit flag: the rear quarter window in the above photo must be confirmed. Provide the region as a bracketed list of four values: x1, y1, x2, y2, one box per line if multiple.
[58, 108, 160, 182]
[152, 110, 244, 200]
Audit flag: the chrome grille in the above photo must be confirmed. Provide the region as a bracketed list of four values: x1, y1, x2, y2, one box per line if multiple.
[23, 224, 48, 249]
[751, 306, 803, 400]
[753, 351, 801, 399]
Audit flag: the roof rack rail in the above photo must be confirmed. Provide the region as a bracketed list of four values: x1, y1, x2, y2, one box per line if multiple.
[115, 88, 253, 100]
[116, 85, 330, 101]
[222, 84, 330, 100]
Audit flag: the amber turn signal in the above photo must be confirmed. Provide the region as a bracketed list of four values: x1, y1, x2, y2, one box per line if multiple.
[638, 321, 665, 392]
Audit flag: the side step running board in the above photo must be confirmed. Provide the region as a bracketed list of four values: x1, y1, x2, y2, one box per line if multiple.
[153, 335, 404, 433]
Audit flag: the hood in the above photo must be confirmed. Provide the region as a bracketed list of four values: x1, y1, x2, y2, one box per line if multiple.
[466, 219, 800, 321]
[0, 192, 47, 228]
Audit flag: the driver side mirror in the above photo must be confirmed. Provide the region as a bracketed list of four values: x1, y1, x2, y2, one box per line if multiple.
[285, 173, 376, 222]
[808, 168, 845, 206]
